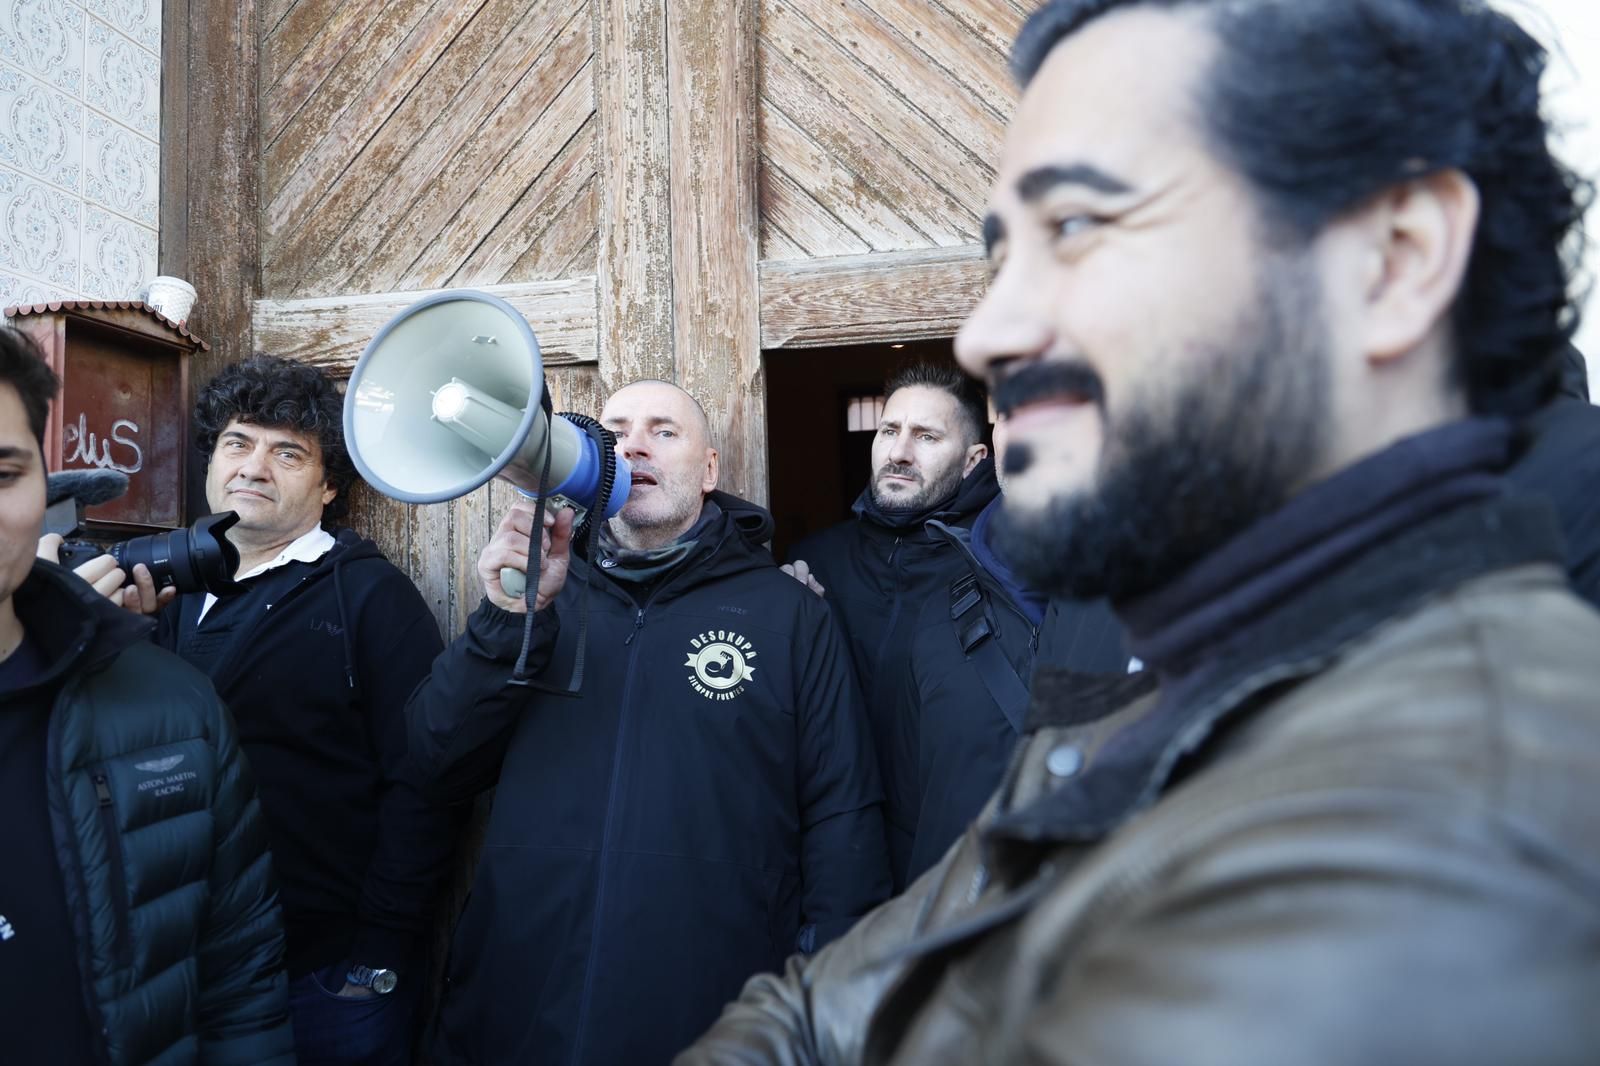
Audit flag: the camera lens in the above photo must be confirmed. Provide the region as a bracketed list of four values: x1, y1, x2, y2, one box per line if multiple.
[109, 512, 242, 596]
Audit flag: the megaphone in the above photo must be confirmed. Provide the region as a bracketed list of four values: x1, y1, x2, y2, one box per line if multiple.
[344, 289, 630, 594]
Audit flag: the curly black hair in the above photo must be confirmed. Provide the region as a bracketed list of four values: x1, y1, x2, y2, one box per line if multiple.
[194, 356, 356, 526]
[0, 326, 60, 450]
[1012, 0, 1593, 418]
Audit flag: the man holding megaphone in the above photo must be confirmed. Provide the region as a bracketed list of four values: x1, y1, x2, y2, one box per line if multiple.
[401, 378, 892, 1066]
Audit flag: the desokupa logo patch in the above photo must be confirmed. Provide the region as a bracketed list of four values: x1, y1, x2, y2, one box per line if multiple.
[684, 628, 758, 701]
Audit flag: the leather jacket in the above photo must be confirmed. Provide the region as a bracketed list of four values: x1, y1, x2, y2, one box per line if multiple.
[678, 496, 1600, 1065]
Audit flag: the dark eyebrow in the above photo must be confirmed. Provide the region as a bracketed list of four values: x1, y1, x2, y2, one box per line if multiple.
[1017, 164, 1133, 202]
[0, 444, 35, 461]
[982, 213, 1005, 256]
[223, 428, 310, 455]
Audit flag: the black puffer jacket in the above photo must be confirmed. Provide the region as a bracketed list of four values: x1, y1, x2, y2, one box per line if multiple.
[408, 492, 891, 1065]
[788, 462, 1000, 861]
[13, 560, 294, 1066]
[1510, 395, 1600, 606]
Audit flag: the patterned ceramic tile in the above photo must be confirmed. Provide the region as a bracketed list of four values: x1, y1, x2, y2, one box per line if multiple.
[0, 162, 78, 286]
[85, 16, 155, 138]
[0, 64, 81, 193]
[0, 265, 71, 305]
[80, 202, 151, 298]
[83, 0, 156, 53]
[84, 112, 153, 224]
[0, 0, 84, 95]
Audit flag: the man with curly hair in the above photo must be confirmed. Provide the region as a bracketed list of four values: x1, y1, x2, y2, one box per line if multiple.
[141, 356, 457, 1065]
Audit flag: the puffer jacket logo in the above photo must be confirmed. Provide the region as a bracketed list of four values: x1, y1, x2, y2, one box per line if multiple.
[105, 740, 214, 809]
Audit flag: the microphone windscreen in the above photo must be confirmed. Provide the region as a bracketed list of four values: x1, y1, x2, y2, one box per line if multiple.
[46, 469, 130, 507]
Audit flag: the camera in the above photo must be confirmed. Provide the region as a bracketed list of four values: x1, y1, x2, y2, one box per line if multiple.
[58, 512, 243, 597]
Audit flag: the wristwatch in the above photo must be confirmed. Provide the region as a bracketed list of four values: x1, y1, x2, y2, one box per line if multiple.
[345, 965, 399, 995]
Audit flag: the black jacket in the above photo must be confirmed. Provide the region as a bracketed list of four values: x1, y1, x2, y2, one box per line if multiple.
[1510, 396, 1600, 606]
[888, 522, 1128, 887]
[156, 529, 456, 977]
[12, 561, 294, 1065]
[788, 463, 1001, 845]
[408, 492, 892, 1065]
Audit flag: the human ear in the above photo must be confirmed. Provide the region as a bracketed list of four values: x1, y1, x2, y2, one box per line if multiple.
[1357, 170, 1479, 367]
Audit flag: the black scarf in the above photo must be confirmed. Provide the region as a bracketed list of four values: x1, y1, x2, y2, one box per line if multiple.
[1121, 418, 1512, 682]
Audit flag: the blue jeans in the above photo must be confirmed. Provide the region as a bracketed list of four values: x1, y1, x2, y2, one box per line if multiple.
[289, 963, 418, 1066]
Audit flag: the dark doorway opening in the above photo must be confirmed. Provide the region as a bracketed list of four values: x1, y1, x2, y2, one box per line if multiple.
[764, 338, 964, 562]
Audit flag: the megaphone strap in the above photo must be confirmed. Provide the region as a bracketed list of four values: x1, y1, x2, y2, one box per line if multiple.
[510, 387, 556, 687]
[509, 412, 619, 698]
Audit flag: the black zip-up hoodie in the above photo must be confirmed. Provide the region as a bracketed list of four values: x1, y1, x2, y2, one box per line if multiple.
[155, 529, 456, 978]
[408, 492, 892, 1066]
[787, 461, 1000, 836]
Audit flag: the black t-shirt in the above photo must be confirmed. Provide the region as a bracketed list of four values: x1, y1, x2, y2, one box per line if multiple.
[0, 632, 47, 690]
[0, 634, 100, 1065]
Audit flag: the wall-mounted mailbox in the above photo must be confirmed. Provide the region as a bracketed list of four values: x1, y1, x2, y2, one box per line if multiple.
[5, 301, 209, 535]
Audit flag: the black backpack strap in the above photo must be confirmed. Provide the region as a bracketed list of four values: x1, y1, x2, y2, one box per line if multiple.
[950, 572, 1032, 735]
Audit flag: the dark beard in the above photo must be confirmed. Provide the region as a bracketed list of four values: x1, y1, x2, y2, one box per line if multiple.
[993, 256, 1330, 603]
[870, 462, 964, 515]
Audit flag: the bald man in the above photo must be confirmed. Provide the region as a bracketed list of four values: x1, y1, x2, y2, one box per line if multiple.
[405, 380, 891, 1066]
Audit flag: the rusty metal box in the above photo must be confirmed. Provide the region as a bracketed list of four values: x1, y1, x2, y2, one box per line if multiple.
[5, 301, 209, 534]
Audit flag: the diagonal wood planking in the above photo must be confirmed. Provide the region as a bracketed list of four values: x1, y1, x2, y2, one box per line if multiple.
[388, 51, 595, 291]
[757, 0, 1025, 259]
[260, 0, 597, 300]
[264, 0, 572, 293]
[265, 0, 491, 274]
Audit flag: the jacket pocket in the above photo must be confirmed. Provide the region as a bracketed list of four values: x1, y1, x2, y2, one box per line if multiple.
[92, 770, 133, 969]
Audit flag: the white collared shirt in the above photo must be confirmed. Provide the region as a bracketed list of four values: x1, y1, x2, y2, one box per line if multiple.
[197, 525, 336, 623]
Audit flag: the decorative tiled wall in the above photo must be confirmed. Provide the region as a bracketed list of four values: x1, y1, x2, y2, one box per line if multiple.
[0, 0, 159, 307]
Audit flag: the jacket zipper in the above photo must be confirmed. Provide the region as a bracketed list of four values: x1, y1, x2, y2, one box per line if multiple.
[48, 670, 117, 1066]
[570, 594, 655, 1064]
[869, 539, 909, 692]
[92, 772, 133, 968]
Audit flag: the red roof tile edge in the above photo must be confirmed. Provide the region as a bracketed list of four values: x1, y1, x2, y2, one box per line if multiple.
[3, 299, 211, 351]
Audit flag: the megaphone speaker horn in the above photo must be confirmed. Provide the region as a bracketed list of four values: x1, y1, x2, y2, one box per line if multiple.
[343, 289, 630, 518]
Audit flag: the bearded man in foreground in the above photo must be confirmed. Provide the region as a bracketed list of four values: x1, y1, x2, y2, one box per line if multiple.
[676, 1, 1600, 1062]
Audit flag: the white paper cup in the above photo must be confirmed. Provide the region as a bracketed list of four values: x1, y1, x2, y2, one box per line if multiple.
[146, 276, 197, 324]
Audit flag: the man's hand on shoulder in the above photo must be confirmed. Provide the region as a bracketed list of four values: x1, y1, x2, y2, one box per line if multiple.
[479, 501, 575, 614]
[36, 534, 174, 614]
[781, 558, 826, 598]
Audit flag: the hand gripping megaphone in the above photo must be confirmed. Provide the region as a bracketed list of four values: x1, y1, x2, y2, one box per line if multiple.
[343, 290, 630, 596]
